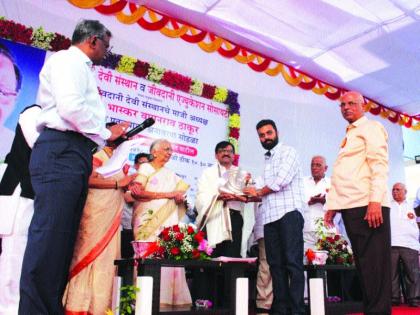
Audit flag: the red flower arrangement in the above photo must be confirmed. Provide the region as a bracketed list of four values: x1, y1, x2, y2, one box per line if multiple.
[133, 60, 150, 78]
[316, 234, 354, 265]
[49, 33, 71, 51]
[0, 19, 32, 45]
[161, 70, 192, 93]
[309, 218, 354, 266]
[229, 127, 240, 139]
[201, 83, 216, 99]
[145, 224, 213, 260]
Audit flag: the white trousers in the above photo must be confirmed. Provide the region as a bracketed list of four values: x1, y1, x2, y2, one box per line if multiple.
[0, 187, 34, 315]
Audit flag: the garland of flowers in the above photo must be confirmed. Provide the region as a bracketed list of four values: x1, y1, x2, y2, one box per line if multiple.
[0, 17, 242, 164]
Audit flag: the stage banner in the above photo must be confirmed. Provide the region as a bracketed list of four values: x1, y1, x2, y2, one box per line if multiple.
[0, 39, 46, 159]
[94, 66, 229, 200]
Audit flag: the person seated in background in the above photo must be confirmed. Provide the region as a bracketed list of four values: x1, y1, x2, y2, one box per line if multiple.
[390, 182, 420, 307]
[129, 139, 192, 307]
[121, 152, 151, 258]
[63, 123, 137, 315]
[0, 105, 40, 315]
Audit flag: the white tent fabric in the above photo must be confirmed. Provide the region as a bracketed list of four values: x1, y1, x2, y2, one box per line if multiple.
[133, 0, 420, 117]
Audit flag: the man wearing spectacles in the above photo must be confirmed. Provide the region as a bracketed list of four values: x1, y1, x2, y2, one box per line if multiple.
[18, 20, 129, 315]
[0, 43, 22, 158]
[194, 141, 248, 304]
[325, 91, 391, 314]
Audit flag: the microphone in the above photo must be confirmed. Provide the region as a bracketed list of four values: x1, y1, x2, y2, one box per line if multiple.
[112, 117, 155, 146]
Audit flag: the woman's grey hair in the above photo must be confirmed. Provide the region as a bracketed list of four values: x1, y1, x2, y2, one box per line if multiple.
[71, 19, 112, 45]
[150, 139, 169, 154]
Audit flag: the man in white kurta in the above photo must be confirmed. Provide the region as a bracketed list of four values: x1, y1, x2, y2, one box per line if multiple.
[390, 182, 420, 307]
[195, 141, 246, 256]
[303, 156, 331, 251]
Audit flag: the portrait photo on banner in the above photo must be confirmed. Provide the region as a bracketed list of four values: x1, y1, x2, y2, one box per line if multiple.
[0, 38, 46, 160]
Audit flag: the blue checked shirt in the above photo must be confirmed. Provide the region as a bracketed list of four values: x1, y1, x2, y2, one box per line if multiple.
[262, 142, 305, 225]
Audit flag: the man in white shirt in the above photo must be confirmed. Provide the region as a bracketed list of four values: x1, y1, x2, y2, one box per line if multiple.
[390, 182, 420, 307]
[303, 155, 330, 251]
[19, 20, 128, 315]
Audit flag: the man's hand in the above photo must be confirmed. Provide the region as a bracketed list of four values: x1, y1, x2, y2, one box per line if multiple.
[172, 191, 186, 204]
[108, 121, 130, 141]
[364, 202, 383, 228]
[324, 210, 337, 228]
[218, 192, 236, 201]
[130, 182, 144, 198]
[308, 194, 326, 205]
[117, 174, 138, 189]
[243, 186, 258, 197]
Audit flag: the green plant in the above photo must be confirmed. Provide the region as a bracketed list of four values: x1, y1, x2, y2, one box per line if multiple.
[107, 285, 140, 315]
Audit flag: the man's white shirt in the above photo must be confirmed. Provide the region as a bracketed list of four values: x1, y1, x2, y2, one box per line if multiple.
[36, 46, 111, 145]
[303, 176, 330, 232]
[390, 200, 420, 251]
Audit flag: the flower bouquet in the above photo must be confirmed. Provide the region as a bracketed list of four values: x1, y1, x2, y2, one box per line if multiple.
[134, 224, 213, 260]
[306, 218, 354, 266]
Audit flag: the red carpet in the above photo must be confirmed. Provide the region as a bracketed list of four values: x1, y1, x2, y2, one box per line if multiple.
[349, 306, 420, 315]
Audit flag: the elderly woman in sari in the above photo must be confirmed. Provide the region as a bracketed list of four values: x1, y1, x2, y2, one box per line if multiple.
[62, 142, 137, 315]
[129, 139, 192, 307]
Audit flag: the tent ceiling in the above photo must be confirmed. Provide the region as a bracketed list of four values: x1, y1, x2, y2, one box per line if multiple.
[131, 0, 420, 117]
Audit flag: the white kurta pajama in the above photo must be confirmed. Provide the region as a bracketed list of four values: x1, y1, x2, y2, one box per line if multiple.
[195, 163, 245, 248]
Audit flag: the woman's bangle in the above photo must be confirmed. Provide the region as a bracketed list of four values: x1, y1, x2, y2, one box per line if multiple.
[115, 181, 118, 190]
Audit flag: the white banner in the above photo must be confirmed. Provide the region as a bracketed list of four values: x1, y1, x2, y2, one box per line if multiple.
[94, 66, 229, 202]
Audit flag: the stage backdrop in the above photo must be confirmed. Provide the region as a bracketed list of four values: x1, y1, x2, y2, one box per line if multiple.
[93, 66, 230, 200]
[0, 38, 46, 159]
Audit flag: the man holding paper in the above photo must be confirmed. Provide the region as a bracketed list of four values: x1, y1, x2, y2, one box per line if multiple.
[19, 20, 129, 314]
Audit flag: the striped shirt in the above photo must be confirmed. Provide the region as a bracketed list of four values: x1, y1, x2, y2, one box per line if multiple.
[262, 142, 305, 225]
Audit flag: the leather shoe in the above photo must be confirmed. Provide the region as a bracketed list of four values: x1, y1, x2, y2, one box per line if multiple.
[408, 300, 419, 307]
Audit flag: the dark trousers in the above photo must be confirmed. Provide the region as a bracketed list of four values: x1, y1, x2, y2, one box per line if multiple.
[212, 209, 243, 258]
[264, 210, 304, 315]
[342, 206, 392, 315]
[121, 228, 134, 258]
[192, 210, 243, 306]
[391, 246, 420, 303]
[19, 129, 93, 315]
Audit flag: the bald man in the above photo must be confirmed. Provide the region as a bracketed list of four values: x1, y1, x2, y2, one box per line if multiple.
[303, 155, 331, 252]
[325, 91, 391, 315]
[390, 183, 419, 307]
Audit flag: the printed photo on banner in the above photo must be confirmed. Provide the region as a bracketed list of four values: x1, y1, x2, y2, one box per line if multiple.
[0, 38, 46, 159]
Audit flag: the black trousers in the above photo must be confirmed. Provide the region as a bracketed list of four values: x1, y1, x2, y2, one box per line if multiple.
[19, 129, 93, 315]
[391, 246, 420, 303]
[212, 209, 243, 258]
[121, 228, 134, 258]
[264, 210, 305, 315]
[192, 209, 243, 306]
[342, 206, 392, 315]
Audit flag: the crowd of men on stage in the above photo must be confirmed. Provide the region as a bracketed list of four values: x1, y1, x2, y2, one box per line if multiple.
[0, 18, 419, 315]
